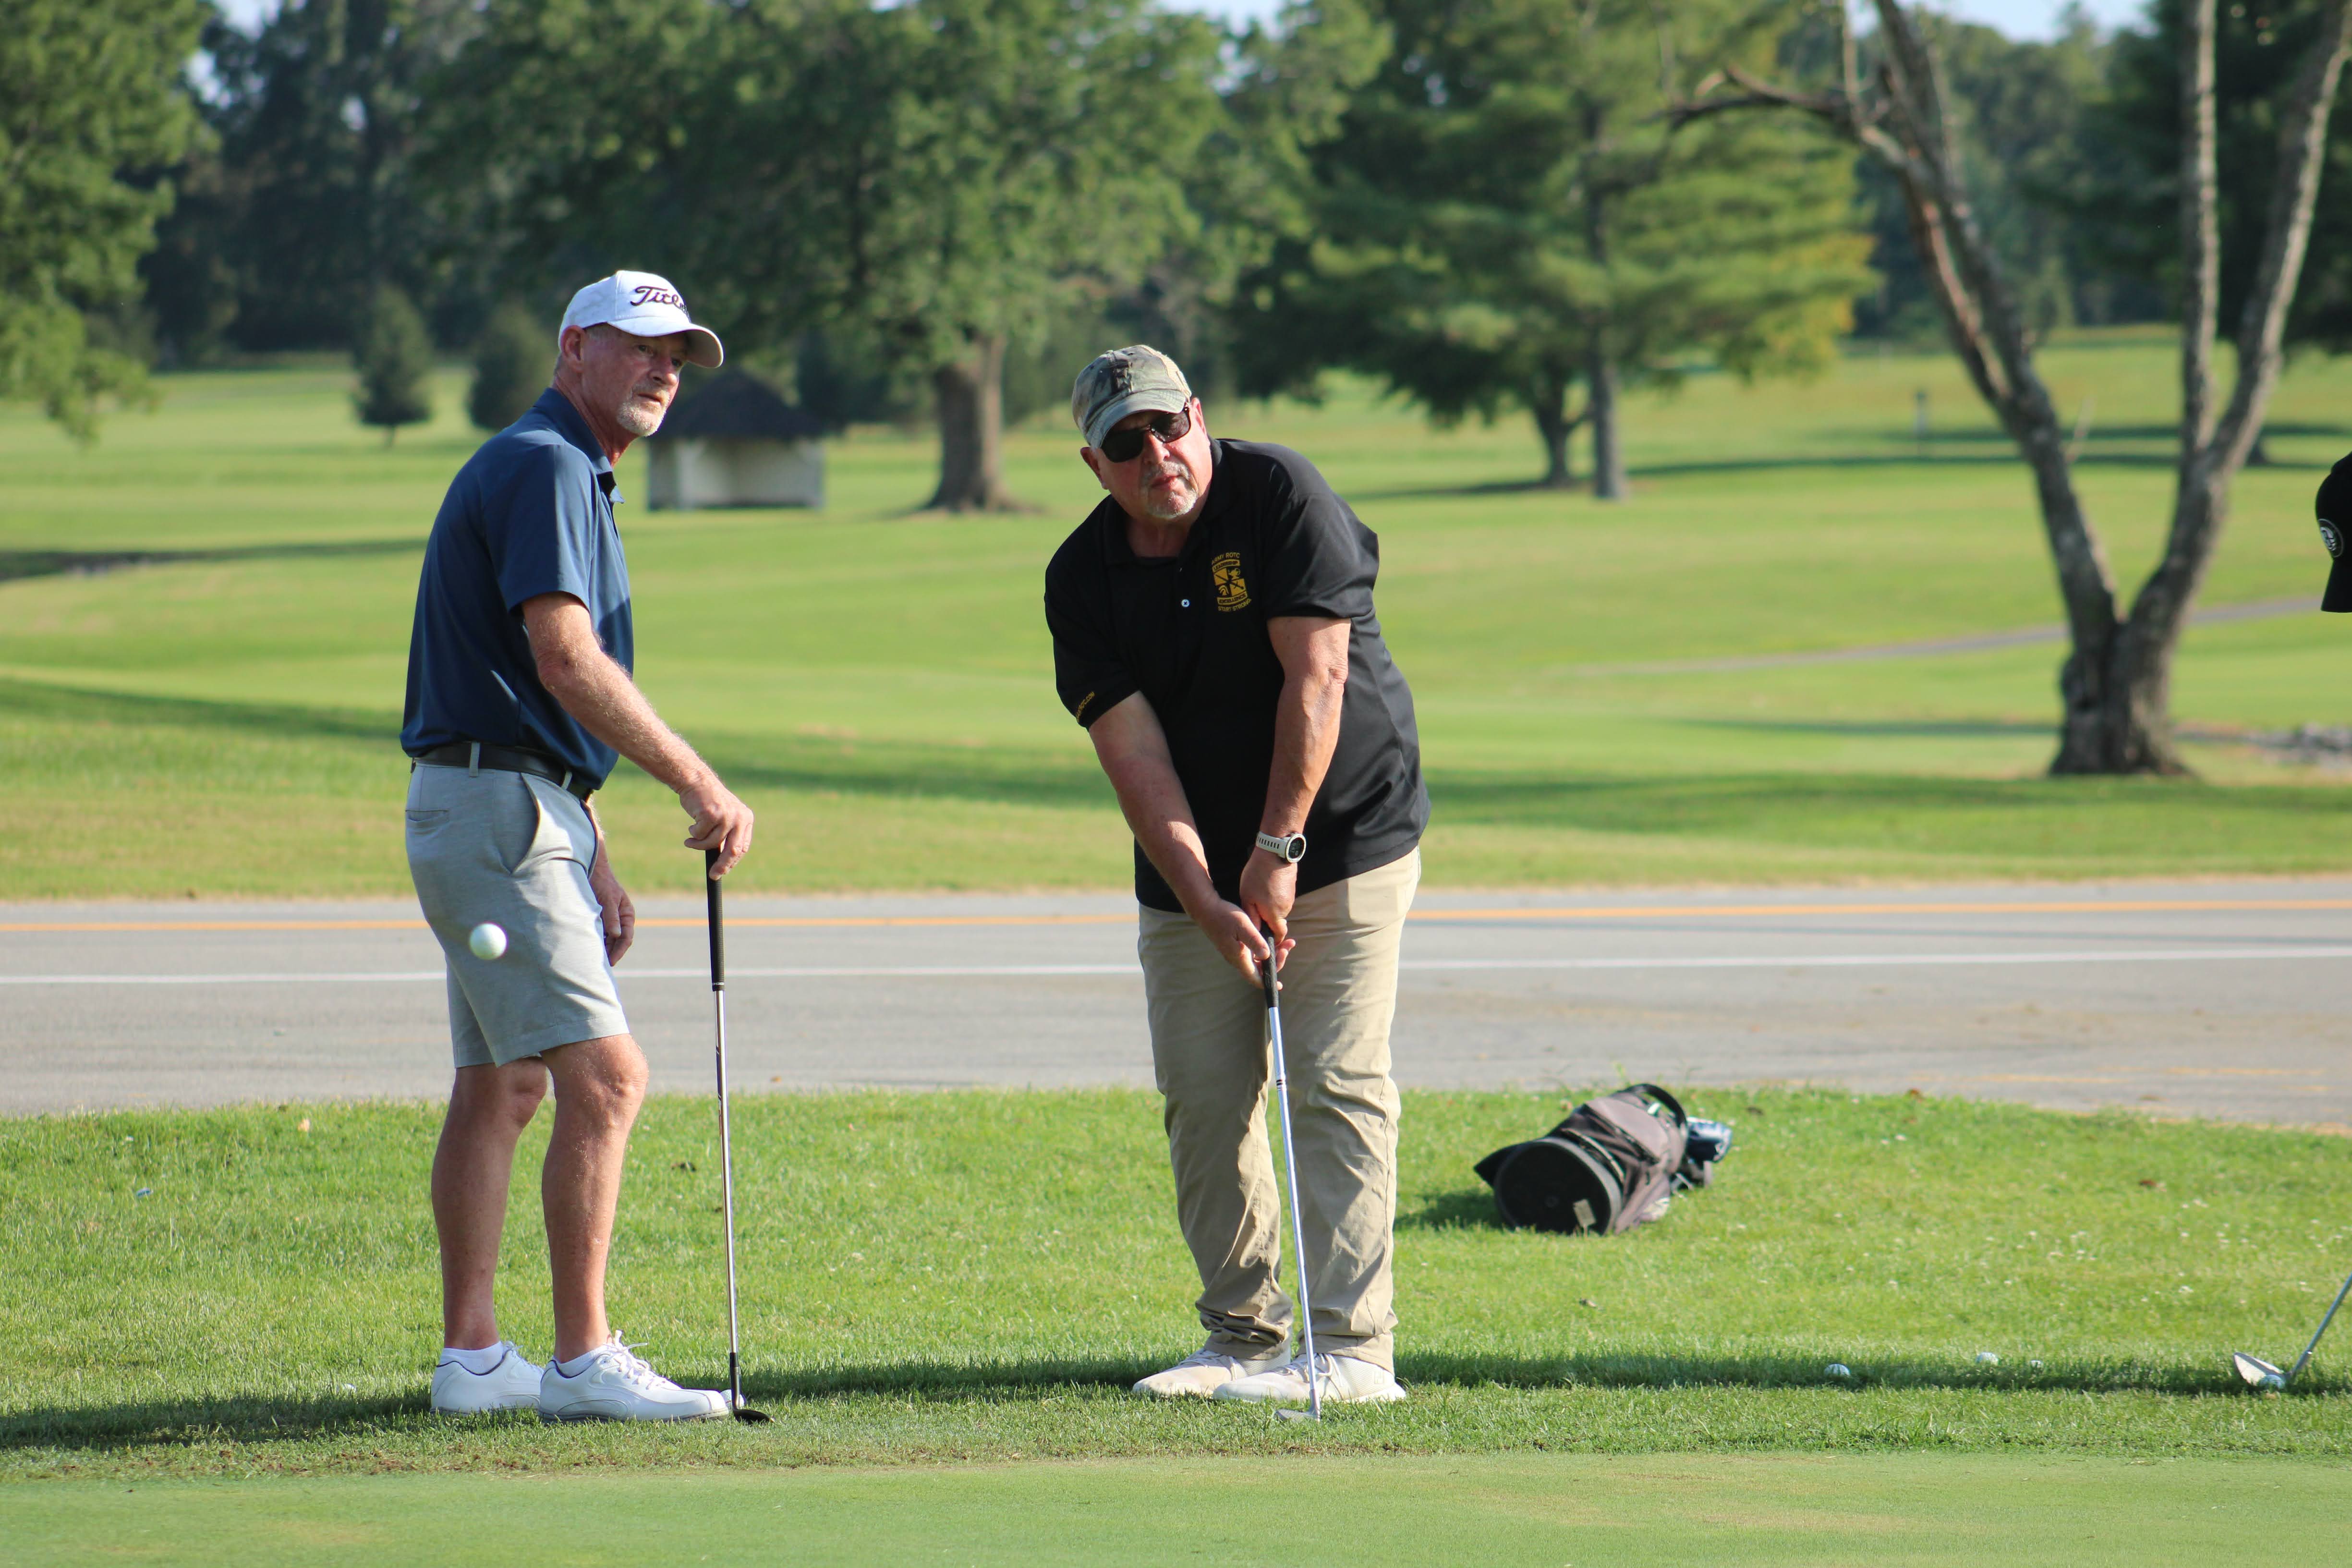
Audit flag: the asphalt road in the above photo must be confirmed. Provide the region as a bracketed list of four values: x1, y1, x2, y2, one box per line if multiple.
[5, 880, 2348, 1127]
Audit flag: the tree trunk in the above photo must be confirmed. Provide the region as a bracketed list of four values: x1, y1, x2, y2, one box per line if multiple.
[926, 332, 1016, 512]
[1587, 345, 1626, 500]
[1530, 371, 1577, 488]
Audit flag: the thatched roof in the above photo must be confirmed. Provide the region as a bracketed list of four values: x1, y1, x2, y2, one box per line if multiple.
[658, 369, 825, 441]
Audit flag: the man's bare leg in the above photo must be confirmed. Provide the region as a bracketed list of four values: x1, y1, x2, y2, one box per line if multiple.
[431, 1058, 552, 1349]
[540, 1033, 650, 1362]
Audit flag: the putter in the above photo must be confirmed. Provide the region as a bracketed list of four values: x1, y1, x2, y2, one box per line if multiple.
[2234, 1267, 2352, 1390]
[705, 847, 770, 1423]
[1259, 924, 1323, 1422]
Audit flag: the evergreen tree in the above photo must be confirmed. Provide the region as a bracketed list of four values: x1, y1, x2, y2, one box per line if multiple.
[353, 287, 434, 443]
[467, 302, 546, 432]
[1231, 0, 1871, 495]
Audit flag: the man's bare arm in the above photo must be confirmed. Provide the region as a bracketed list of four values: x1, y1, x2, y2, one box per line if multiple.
[1088, 692, 1281, 982]
[521, 592, 754, 873]
[1237, 615, 1350, 940]
[1261, 616, 1350, 839]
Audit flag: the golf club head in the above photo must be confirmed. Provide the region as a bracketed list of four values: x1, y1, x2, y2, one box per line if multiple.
[2232, 1351, 2288, 1389]
[1273, 1407, 1319, 1422]
[732, 1405, 772, 1423]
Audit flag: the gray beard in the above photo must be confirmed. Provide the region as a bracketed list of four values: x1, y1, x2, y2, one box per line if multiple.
[1139, 475, 1196, 521]
[617, 398, 665, 438]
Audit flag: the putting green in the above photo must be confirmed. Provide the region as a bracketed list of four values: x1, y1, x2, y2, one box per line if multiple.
[5, 1454, 2349, 1566]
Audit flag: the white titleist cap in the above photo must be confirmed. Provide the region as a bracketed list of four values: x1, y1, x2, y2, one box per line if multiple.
[558, 271, 724, 367]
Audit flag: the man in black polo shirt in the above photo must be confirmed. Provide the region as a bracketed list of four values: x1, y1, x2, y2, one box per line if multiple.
[401, 271, 755, 1421]
[1045, 346, 1429, 1407]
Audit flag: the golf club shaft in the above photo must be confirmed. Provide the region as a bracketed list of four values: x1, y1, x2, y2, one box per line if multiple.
[2288, 1268, 2352, 1381]
[1261, 931, 1321, 1419]
[708, 849, 745, 1413]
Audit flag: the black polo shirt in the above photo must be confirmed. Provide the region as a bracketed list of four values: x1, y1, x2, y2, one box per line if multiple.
[1044, 438, 1428, 912]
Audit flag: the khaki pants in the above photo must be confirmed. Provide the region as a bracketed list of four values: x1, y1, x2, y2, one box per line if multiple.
[1137, 849, 1419, 1371]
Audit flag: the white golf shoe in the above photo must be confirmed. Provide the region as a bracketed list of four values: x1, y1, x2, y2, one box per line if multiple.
[1211, 1351, 1407, 1407]
[536, 1337, 730, 1422]
[430, 1342, 545, 1414]
[1132, 1342, 1292, 1399]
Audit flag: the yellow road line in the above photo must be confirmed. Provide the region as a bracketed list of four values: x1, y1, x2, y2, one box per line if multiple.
[4, 896, 2351, 936]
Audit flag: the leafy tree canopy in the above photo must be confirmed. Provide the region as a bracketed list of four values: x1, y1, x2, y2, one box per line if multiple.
[0, 0, 207, 437]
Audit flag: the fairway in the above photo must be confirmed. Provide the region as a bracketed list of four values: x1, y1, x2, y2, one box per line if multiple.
[7, 1454, 2352, 1567]
[5, 332, 2352, 899]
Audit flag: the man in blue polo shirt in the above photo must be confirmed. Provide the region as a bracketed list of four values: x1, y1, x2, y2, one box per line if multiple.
[402, 271, 756, 1421]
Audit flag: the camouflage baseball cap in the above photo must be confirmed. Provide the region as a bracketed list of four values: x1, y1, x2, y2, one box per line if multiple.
[1071, 346, 1192, 451]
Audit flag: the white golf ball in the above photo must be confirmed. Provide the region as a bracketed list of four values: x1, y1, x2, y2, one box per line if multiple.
[468, 922, 509, 960]
[1825, 1363, 1853, 1379]
[1975, 1352, 2000, 1366]
[2260, 1372, 2287, 1390]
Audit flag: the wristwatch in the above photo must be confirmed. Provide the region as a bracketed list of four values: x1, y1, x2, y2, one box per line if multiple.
[1254, 830, 1308, 864]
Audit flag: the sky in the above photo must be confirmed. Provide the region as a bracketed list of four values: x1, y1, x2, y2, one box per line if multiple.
[211, 0, 2146, 46]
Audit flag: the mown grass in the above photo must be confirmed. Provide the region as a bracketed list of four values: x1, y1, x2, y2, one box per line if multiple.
[3, 335, 2352, 898]
[3, 1087, 2346, 1483]
[10, 1454, 2352, 1567]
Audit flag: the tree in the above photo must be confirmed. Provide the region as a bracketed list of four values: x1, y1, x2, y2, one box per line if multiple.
[2075, 0, 2352, 452]
[421, 0, 1225, 511]
[353, 286, 434, 443]
[0, 0, 207, 437]
[1831, 12, 2148, 340]
[468, 302, 547, 432]
[1232, 0, 1870, 496]
[146, 1, 482, 356]
[1681, 0, 2352, 774]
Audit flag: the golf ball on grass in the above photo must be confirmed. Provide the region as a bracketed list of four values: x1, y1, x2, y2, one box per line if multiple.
[469, 923, 508, 960]
[1825, 1363, 1853, 1380]
[1975, 1352, 2000, 1366]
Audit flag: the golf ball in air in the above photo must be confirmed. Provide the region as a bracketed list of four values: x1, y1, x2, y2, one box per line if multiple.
[469, 923, 509, 960]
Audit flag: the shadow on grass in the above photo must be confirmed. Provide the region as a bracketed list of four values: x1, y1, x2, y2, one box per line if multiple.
[0, 677, 1114, 812]
[3, 1350, 2313, 1455]
[1401, 1186, 1509, 1232]
[9, 677, 2351, 852]
[0, 539, 420, 584]
[1685, 717, 2058, 741]
[1351, 422, 2344, 501]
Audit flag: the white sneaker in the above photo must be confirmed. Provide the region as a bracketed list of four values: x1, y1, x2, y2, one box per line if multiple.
[1132, 1341, 1292, 1399]
[1211, 1352, 1407, 1407]
[536, 1337, 730, 1422]
[431, 1342, 544, 1414]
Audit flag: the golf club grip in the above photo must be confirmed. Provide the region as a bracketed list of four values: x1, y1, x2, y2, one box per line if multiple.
[1258, 923, 1277, 1009]
[704, 847, 725, 987]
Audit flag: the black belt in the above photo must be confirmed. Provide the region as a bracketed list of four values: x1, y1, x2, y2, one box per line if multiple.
[410, 741, 595, 801]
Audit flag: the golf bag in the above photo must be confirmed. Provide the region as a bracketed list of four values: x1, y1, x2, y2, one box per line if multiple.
[1473, 1084, 1732, 1235]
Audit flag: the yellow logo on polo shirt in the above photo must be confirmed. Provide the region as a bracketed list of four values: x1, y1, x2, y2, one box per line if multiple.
[1211, 552, 1250, 612]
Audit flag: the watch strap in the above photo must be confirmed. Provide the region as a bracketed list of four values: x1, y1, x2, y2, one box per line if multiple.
[1255, 831, 1307, 863]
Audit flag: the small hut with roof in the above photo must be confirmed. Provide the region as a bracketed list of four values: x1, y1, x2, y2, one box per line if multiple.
[645, 368, 826, 510]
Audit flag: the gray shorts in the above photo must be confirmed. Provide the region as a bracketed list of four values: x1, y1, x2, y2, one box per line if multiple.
[404, 762, 630, 1068]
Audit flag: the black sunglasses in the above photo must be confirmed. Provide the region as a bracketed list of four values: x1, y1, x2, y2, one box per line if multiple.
[1098, 405, 1194, 463]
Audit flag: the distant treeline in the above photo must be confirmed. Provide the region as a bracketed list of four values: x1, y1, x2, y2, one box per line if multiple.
[30, 0, 2352, 497]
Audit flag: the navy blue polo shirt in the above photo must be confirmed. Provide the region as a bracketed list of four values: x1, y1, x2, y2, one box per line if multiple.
[401, 389, 633, 786]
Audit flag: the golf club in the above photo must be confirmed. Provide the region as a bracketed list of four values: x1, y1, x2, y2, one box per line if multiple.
[2233, 1267, 2352, 1390]
[705, 847, 770, 1423]
[1259, 924, 1322, 1422]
